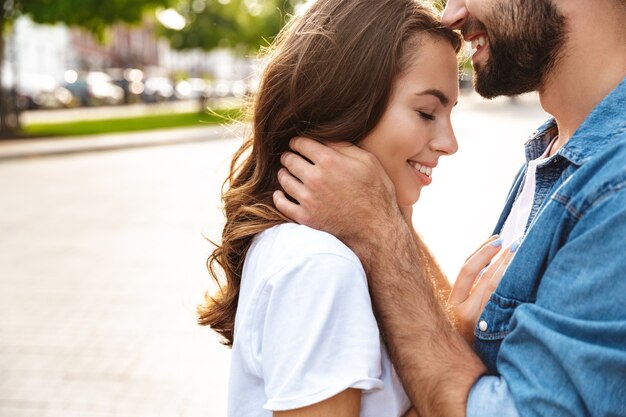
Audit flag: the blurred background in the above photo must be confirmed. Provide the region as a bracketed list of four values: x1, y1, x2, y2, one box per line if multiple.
[0, 1, 549, 416]
[0, 0, 308, 137]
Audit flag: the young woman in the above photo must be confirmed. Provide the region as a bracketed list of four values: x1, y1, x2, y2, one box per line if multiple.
[198, 0, 483, 415]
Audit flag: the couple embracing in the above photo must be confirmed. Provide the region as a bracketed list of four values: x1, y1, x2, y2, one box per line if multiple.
[201, 0, 626, 416]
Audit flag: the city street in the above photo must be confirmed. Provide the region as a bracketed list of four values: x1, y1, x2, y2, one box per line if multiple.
[0, 92, 549, 417]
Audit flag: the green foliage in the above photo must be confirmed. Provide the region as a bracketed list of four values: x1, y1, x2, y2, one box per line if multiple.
[431, 0, 446, 12]
[162, 0, 301, 54]
[0, 0, 175, 137]
[14, 0, 170, 34]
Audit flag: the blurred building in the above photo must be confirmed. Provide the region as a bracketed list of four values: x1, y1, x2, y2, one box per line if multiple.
[66, 22, 161, 76]
[66, 28, 109, 73]
[107, 21, 160, 70]
[3, 16, 69, 86]
[3, 15, 254, 86]
[161, 46, 253, 80]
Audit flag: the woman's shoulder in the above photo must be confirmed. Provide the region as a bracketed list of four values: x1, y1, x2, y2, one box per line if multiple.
[255, 223, 360, 264]
[244, 223, 363, 283]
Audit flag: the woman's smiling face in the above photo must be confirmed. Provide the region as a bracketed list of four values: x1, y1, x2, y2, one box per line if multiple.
[359, 35, 459, 207]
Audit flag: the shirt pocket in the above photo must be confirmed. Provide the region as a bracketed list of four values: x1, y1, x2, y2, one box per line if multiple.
[474, 293, 524, 374]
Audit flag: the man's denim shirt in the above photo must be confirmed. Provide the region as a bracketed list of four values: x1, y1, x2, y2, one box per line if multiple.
[468, 77, 626, 417]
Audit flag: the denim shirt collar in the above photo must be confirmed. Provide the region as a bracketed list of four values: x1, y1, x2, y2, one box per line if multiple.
[524, 76, 626, 166]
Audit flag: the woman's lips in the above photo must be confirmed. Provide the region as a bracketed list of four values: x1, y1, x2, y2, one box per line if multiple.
[408, 160, 434, 186]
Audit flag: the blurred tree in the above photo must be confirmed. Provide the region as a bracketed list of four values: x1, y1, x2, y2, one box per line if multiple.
[162, 0, 301, 54]
[0, 0, 171, 137]
[0, 0, 19, 136]
[20, 0, 170, 35]
[432, 0, 446, 12]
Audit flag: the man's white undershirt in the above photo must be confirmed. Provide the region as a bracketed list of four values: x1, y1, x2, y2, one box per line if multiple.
[499, 140, 555, 248]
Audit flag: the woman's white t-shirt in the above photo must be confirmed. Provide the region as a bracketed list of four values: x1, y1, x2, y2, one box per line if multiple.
[227, 223, 410, 416]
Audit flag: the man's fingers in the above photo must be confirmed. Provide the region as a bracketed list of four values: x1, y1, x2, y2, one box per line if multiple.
[327, 141, 367, 158]
[280, 151, 315, 183]
[273, 190, 304, 224]
[277, 168, 307, 205]
[289, 136, 334, 164]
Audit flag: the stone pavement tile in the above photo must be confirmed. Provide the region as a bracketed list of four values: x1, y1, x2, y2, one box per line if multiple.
[0, 404, 48, 417]
[0, 374, 64, 407]
[42, 409, 111, 417]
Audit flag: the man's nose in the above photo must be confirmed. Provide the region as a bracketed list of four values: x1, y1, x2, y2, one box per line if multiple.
[441, 0, 469, 29]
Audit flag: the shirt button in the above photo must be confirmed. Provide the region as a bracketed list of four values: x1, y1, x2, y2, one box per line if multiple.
[479, 320, 488, 332]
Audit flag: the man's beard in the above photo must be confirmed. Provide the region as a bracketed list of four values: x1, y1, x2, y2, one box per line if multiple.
[464, 0, 568, 98]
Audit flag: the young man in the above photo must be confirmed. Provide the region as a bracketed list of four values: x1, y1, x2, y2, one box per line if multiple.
[273, 0, 626, 416]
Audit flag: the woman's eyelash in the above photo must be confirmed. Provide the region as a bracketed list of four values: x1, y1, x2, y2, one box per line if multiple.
[418, 111, 436, 121]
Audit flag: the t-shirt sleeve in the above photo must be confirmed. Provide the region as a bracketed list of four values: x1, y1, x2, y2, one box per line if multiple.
[258, 252, 384, 411]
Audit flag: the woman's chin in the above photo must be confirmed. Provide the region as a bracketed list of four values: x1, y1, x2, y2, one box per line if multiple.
[397, 192, 420, 207]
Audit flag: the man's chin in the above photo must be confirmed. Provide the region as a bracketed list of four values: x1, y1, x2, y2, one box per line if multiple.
[473, 69, 535, 99]
[473, 70, 500, 99]
[470, 62, 500, 99]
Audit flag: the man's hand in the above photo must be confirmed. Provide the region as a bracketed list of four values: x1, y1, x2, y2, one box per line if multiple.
[273, 137, 398, 251]
[276, 137, 486, 417]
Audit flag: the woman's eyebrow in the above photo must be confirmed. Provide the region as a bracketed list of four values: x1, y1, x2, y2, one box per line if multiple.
[415, 89, 450, 106]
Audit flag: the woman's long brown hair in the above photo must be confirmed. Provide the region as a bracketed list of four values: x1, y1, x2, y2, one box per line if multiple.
[199, 0, 461, 346]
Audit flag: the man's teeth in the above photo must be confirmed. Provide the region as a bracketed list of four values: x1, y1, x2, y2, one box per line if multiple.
[409, 161, 432, 177]
[471, 36, 487, 50]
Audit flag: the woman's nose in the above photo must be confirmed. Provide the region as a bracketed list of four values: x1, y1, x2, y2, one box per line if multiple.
[433, 125, 459, 156]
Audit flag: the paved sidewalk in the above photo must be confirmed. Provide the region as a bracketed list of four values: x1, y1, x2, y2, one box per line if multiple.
[0, 134, 241, 417]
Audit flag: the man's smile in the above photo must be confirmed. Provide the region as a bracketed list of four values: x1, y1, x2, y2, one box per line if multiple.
[464, 31, 490, 64]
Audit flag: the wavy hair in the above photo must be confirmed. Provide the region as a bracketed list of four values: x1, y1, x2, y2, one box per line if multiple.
[199, 0, 461, 346]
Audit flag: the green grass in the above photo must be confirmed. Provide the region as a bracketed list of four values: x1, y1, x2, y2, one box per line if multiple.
[22, 108, 242, 138]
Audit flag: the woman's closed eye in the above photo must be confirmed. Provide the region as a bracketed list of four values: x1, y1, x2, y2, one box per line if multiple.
[418, 111, 436, 121]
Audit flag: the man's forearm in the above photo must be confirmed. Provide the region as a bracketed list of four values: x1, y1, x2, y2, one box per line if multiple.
[408, 226, 451, 305]
[358, 214, 486, 417]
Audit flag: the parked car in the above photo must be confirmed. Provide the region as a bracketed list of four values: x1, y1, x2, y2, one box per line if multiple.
[14, 74, 73, 110]
[110, 68, 145, 104]
[206, 79, 252, 100]
[141, 76, 175, 103]
[64, 71, 124, 106]
[175, 78, 209, 101]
